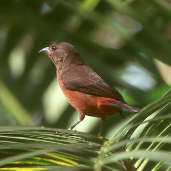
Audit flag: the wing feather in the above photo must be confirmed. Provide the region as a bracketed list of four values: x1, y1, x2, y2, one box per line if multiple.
[61, 64, 123, 100]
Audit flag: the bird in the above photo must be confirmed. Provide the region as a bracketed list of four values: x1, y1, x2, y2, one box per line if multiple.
[39, 42, 139, 135]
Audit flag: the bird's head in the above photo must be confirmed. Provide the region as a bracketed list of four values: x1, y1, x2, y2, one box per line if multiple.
[39, 42, 82, 70]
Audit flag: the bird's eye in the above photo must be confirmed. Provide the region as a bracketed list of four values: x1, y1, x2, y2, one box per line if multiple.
[51, 45, 56, 51]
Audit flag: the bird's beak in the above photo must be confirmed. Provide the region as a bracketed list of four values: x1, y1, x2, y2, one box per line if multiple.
[39, 47, 50, 55]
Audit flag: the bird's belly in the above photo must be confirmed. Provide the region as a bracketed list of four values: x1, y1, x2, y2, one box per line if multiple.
[66, 92, 97, 113]
[61, 88, 120, 117]
[65, 90, 121, 117]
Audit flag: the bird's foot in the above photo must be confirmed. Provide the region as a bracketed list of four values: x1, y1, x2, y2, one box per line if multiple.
[98, 135, 104, 140]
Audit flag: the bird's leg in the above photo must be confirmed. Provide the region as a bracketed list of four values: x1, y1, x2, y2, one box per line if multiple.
[68, 113, 85, 130]
[98, 117, 105, 136]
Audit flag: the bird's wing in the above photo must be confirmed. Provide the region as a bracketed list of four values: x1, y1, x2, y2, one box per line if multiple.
[61, 64, 123, 100]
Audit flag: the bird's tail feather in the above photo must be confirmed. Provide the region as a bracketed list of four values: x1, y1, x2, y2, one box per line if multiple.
[110, 101, 140, 113]
[121, 103, 140, 113]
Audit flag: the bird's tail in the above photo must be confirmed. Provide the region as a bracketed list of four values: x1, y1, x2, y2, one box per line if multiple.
[121, 103, 140, 113]
[110, 101, 140, 114]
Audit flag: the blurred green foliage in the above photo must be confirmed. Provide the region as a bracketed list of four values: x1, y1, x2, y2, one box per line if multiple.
[0, 0, 171, 170]
[0, 0, 171, 135]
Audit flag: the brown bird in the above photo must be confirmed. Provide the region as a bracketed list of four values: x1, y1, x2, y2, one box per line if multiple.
[39, 42, 139, 134]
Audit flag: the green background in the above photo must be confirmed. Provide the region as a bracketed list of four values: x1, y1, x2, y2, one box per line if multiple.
[0, 0, 171, 136]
